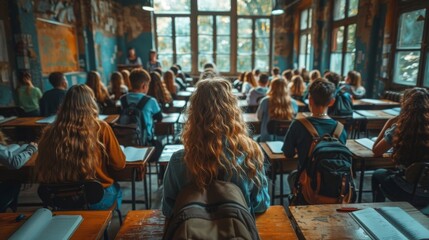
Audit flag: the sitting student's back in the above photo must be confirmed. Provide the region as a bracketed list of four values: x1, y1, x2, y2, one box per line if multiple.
[40, 72, 68, 116]
[341, 70, 365, 99]
[247, 73, 269, 106]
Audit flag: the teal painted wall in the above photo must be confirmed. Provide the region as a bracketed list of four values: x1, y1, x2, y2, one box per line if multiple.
[94, 31, 118, 84]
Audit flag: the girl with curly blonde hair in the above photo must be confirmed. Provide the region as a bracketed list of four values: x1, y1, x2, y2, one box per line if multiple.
[372, 87, 429, 206]
[257, 78, 298, 141]
[36, 85, 126, 210]
[162, 78, 270, 217]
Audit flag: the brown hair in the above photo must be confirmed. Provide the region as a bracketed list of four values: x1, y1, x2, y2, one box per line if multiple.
[163, 70, 176, 95]
[129, 68, 151, 90]
[148, 72, 172, 105]
[244, 72, 257, 88]
[290, 75, 306, 97]
[347, 70, 362, 88]
[308, 78, 336, 107]
[267, 78, 295, 120]
[110, 72, 125, 101]
[120, 69, 132, 90]
[86, 71, 110, 103]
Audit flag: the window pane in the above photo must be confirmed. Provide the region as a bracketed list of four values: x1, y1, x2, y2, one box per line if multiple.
[156, 17, 172, 35]
[393, 51, 420, 85]
[238, 19, 252, 36]
[397, 9, 426, 49]
[198, 16, 213, 34]
[299, 54, 306, 69]
[216, 16, 230, 35]
[176, 36, 191, 54]
[175, 17, 190, 36]
[348, 0, 359, 17]
[158, 54, 173, 68]
[346, 24, 356, 52]
[300, 34, 307, 55]
[333, 0, 346, 20]
[217, 55, 230, 72]
[198, 0, 230, 11]
[306, 33, 312, 68]
[255, 55, 269, 72]
[330, 53, 343, 75]
[154, 0, 190, 13]
[308, 9, 312, 28]
[424, 52, 429, 87]
[217, 36, 230, 54]
[237, 0, 271, 16]
[255, 38, 269, 54]
[198, 35, 213, 52]
[237, 55, 252, 72]
[157, 37, 173, 53]
[331, 26, 344, 53]
[177, 54, 191, 72]
[199, 54, 213, 71]
[238, 38, 252, 54]
[255, 19, 270, 37]
[344, 53, 355, 75]
[300, 9, 308, 30]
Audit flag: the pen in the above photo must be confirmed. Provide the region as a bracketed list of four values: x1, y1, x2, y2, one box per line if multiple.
[336, 207, 361, 212]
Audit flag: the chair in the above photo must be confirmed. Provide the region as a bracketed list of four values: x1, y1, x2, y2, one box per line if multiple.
[405, 162, 429, 205]
[267, 119, 291, 139]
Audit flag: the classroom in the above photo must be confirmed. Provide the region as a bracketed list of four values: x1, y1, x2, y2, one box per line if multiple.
[0, 0, 429, 239]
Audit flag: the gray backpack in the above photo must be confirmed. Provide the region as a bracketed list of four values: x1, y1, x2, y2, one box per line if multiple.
[163, 180, 260, 240]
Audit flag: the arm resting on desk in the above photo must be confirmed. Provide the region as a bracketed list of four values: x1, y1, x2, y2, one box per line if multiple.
[0, 144, 37, 169]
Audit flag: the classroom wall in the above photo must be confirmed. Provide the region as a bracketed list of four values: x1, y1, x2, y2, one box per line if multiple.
[0, 0, 15, 106]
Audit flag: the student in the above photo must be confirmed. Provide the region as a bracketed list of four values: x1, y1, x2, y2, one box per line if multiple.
[257, 78, 298, 141]
[325, 71, 353, 116]
[146, 50, 162, 72]
[233, 72, 246, 92]
[86, 71, 115, 112]
[39, 72, 68, 116]
[282, 69, 293, 83]
[253, 69, 261, 81]
[198, 68, 217, 82]
[120, 69, 132, 90]
[170, 66, 186, 90]
[0, 130, 37, 212]
[203, 62, 218, 73]
[162, 78, 270, 217]
[123, 69, 163, 161]
[372, 88, 429, 206]
[289, 75, 306, 100]
[301, 68, 310, 84]
[16, 71, 42, 117]
[241, 71, 257, 95]
[282, 78, 347, 188]
[35, 85, 126, 210]
[270, 67, 281, 81]
[108, 71, 128, 101]
[302, 70, 321, 100]
[247, 73, 269, 106]
[125, 47, 142, 66]
[163, 70, 179, 99]
[148, 72, 173, 109]
[341, 70, 366, 99]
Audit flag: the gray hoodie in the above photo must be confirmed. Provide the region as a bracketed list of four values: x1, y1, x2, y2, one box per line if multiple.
[247, 87, 268, 106]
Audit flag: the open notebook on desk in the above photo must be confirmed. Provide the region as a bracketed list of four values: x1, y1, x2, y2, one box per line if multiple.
[355, 110, 377, 117]
[9, 208, 82, 240]
[266, 141, 283, 154]
[159, 145, 184, 163]
[120, 146, 148, 162]
[355, 138, 393, 153]
[350, 207, 429, 240]
[0, 115, 17, 124]
[36, 115, 108, 124]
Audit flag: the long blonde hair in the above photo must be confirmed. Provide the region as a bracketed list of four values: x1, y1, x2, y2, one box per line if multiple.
[163, 70, 176, 95]
[290, 75, 306, 97]
[36, 85, 106, 183]
[182, 78, 264, 189]
[120, 69, 132, 90]
[268, 78, 295, 119]
[244, 72, 257, 88]
[110, 71, 125, 101]
[86, 71, 110, 103]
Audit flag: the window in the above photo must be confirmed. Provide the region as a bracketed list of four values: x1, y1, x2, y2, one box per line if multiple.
[330, 0, 358, 76]
[154, 0, 272, 74]
[299, 8, 312, 70]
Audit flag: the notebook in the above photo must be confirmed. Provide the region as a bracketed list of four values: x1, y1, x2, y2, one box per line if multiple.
[120, 146, 148, 162]
[9, 208, 82, 240]
[36, 115, 108, 124]
[360, 99, 387, 104]
[355, 110, 376, 117]
[350, 207, 429, 240]
[355, 138, 375, 150]
[0, 115, 17, 124]
[159, 145, 184, 163]
[266, 141, 283, 154]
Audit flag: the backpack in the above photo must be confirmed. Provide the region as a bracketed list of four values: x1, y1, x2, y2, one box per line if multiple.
[329, 90, 353, 116]
[293, 117, 355, 205]
[113, 96, 149, 146]
[163, 180, 260, 240]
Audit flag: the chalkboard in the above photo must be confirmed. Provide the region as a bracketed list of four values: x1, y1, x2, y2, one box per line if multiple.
[36, 18, 79, 74]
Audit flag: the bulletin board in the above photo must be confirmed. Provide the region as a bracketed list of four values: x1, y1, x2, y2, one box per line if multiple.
[36, 18, 79, 74]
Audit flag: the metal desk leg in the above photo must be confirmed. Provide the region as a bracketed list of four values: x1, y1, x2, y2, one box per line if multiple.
[358, 159, 365, 203]
[132, 168, 136, 210]
[144, 168, 149, 209]
[270, 161, 276, 205]
[279, 161, 284, 206]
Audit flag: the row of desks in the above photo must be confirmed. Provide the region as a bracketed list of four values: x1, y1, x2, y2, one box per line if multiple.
[2, 202, 427, 239]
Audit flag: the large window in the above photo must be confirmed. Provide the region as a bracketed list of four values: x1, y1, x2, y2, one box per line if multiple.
[330, 0, 358, 76]
[154, 0, 272, 74]
[299, 8, 312, 70]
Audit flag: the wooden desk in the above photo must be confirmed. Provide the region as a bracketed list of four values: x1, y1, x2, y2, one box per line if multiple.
[289, 202, 429, 240]
[155, 113, 179, 142]
[0, 115, 119, 128]
[353, 110, 396, 138]
[243, 113, 260, 134]
[159, 144, 184, 166]
[358, 98, 400, 110]
[176, 91, 192, 101]
[115, 206, 297, 240]
[168, 100, 186, 113]
[0, 210, 112, 240]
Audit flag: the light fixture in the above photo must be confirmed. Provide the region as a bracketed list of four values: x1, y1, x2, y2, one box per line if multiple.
[142, 0, 154, 11]
[272, 0, 284, 15]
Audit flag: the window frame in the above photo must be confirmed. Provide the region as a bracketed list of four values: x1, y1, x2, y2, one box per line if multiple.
[298, 7, 313, 70]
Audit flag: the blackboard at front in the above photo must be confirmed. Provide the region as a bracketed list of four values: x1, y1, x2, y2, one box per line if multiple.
[36, 18, 79, 74]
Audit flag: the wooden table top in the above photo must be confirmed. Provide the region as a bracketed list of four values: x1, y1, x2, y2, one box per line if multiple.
[289, 202, 429, 240]
[159, 113, 180, 124]
[115, 206, 297, 240]
[0, 115, 119, 128]
[172, 100, 186, 108]
[158, 144, 184, 165]
[0, 210, 111, 240]
[354, 110, 397, 120]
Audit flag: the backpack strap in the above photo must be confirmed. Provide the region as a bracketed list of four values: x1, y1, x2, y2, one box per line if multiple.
[297, 117, 319, 138]
[136, 95, 150, 110]
[332, 122, 344, 138]
[120, 96, 129, 109]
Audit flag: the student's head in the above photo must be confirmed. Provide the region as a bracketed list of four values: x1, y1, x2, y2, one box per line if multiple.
[309, 70, 321, 83]
[239, 72, 247, 82]
[244, 71, 257, 87]
[17, 71, 32, 87]
[86, 71, 108, 102]
[128, 47, 136, 57]
[153, 67, 163, 76]
[148, 71, 170, 104]
[346, 70, 362, 87]
[170, 66, 179, 75]
[293, 69, 301, 76]
[130, 68, 151, 93]
[182, 78, 264, 189]
[149, 49, 157, 60]
[36, 84, 101, 183]
[49, 72, 67, 89]
[199, 69, 217, 81]
[110, 71, 124, 99]
[394, 87, 429, 166]
[267, 78, 294, 120]
[120, 69, 131, 89]
[301, 68, 310, 83]
[272, 67, 280, 76]
[253, 69, 261, 76]
[174, 64, 182, 71]
[282, 70, 293, 82]
[290, 75, 306, 96]
[163, 70, 176, 94]
[324, 71, 342, 88]
[203, 62, 215, 70]
[258, 73, 269, 87]
[308, 78, 336, 107]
